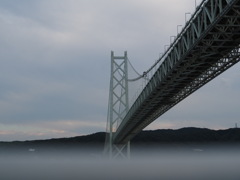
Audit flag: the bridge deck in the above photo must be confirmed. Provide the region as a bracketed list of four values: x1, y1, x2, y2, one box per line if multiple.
[114, 0, 240, 144]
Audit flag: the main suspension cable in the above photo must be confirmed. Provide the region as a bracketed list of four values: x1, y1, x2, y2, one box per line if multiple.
[126, 0, 208, 82]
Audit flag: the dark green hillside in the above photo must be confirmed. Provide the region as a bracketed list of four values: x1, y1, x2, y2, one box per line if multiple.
[0, 128, 240, 156]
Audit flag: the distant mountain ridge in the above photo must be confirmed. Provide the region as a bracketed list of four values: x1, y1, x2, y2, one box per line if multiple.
[135, 127, 240, 143]
[0, 127, 240, 155]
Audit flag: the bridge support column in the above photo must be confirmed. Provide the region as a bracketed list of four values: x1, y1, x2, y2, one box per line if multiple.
[104, 51, 130, 159]
[112, 141, 130, 159]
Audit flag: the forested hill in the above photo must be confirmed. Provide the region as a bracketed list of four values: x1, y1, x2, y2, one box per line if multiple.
[134, 127, 240, 143]
[0, 127, 240, 155]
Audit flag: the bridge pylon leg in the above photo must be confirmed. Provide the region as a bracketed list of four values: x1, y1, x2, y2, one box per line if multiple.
[104, 51, 130, 159]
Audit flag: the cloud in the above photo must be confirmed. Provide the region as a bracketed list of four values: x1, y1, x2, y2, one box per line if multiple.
[0, 0, 239, 141]
[0, 118, 106, 141]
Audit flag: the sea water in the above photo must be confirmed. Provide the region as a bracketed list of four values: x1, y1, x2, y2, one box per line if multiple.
[0, 146, 240, 180]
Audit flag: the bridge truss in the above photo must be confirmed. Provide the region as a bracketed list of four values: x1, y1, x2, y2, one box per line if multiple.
[113, 0, 240, 145]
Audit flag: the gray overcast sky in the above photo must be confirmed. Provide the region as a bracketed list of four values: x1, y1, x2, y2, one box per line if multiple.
[0, 0, 239, 141]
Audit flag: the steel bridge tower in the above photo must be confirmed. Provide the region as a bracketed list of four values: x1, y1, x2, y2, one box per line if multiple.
[105, 51, 130, 159]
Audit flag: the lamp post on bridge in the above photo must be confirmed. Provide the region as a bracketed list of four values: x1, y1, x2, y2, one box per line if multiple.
[177, 25, 182, 34]
[164, 45, 169, 52]
[185, 12, 191, 23]
[170, 36, 176, 44]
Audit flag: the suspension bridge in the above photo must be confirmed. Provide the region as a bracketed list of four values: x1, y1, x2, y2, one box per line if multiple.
[104, 0, 240, 158]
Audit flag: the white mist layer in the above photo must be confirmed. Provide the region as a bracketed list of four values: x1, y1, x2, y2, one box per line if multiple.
[1, 148, 240, 180]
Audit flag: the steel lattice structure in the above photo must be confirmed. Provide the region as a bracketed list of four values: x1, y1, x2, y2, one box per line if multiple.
[112, 0, 240, 144]
[104, 51, 130, 158]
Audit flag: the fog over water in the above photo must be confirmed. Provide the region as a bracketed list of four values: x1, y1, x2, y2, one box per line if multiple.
[1, 147, 240, 180]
